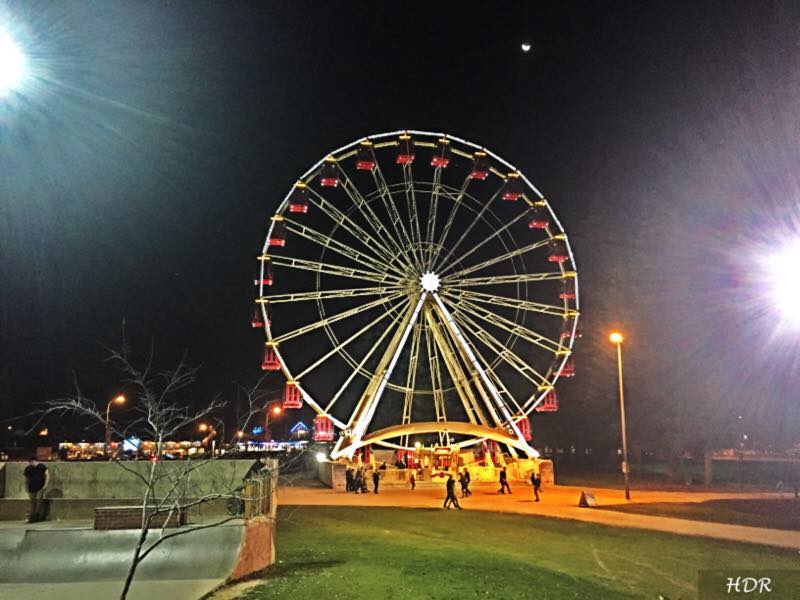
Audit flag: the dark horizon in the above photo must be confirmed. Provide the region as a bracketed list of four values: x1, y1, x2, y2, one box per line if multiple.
[2, 1, 799, 453]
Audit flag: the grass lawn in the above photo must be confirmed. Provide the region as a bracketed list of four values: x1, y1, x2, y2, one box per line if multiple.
[600, 498, 800, 531]
[237, 506, 798, 600]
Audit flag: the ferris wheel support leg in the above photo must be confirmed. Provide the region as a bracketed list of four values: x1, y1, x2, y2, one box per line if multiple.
[331, 294, 427, 460]
[431, 293, 538, 459]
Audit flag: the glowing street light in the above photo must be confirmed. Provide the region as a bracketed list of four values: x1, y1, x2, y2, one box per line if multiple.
[766, 239, 800, 327]
[265, 404, 283, 443]
[198, 423, 209, 433]
[104, 394, 126, 459]
[0, 27, 26, 97]
[609, 331, 630, 500]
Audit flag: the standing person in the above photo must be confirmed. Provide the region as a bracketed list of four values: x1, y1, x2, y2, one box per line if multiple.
[372, 469, 380, 494]
[463, 468, 472, 497]
[498, 466, 512, 494]
[443, 475, 462, 509]
[354, 468, 364, 494]
[409, 471, 416, 491]
[458, 471, 468, 498]
[345, 468, 354, 492]
[531, 467, 542, 502]
[23, 459, 49, 523]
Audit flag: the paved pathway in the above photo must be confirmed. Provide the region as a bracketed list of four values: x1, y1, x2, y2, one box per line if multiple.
[278, 482, 800, 550]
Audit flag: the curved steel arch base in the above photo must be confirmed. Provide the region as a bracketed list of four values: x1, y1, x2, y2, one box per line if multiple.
[330, 421, 538, 460]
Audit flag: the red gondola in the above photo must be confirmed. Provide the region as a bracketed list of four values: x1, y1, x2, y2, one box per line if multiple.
[268, 219, 287, 247]
[547, 239, 568, 263]
[515, 416, 532, 441]
[528, 205, 549, 229]
[559, 357, 575, 377]
[560, 316, 582, 339]
[261, 346, 281, 371]
[535, 389, 558, 412]
[430, 138, 451, 168]
[396, 133, 415, 164]
[251, 306, 265, 329]
[319, 157, 339, 187]
[501, 172, 523, 201]
[470, 151, 489, 180]
[361, 444, 371, 463]
[313, 415, 334, 442]
[356, 141, 376, 171]
[560, 278, 576, 299]
[254, 261, 273, 286]
[283, 382, 302, 409]
[288, 183, 309, 213]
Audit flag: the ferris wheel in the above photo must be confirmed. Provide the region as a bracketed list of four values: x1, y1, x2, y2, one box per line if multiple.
[253, 130, 580, 460]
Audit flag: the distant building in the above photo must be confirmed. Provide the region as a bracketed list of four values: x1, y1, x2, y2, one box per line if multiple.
[289, 421, 309, 441]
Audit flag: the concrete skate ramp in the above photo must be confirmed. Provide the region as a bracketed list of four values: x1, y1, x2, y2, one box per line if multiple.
[0, 521, 243, 584]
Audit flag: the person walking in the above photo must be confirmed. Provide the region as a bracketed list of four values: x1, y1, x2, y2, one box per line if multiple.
[443, 475, 462, 509]
[458, 471, 468, 497]
[531, 467, 542, 502]
[409, 472, 416, 491]
[463, 468, 472, 497]
[372, 469, 380, 494]
[23, 458, 49, 522]
[354, 468, 364, 494]
[498, 466, 511, 494]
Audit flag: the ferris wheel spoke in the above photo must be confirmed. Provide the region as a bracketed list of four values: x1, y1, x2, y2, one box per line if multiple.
[400, 322, 423, 448]
[430, 294, 530, 448]
[337, 171, 414, 269]
[428, 177, 475, 270]
[450, 312, 526, 417]
[423, 168, 445, 271]
[324, 302, 410, 414]
[402, 162, 424, 266]
[262, 286, 395, 304]
[441, 289, 565, 317]
[442, 238, 552, 281]
[292, 304, 400, 381]
[422, 310, 450, 446]
[271, 292, 404, 344]
[306, 187, 398, 265]
[449, 308, 550, 389]
[268, 255, 404, 286]
[433, 180, 506, 273]
[451, 270, 570, 288]
[448, 297, 563, 354]
[371, 166, 420, 269]
[284, 218, 405, 278]
[438, 209, 530, 277]
[423, 303, 486, 426]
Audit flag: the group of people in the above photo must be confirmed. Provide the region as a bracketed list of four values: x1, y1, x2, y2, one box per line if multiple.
[443, 468, 472, 509]
[345, 465, 381, 494]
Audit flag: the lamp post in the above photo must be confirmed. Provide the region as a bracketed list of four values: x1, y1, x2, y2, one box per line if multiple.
[265, 404, 283, 444]
[104, 394, 126, 459]
[609, 332, 630, 500]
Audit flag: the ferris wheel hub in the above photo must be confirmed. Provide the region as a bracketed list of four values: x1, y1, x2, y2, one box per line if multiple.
[420, 271, 441, 293]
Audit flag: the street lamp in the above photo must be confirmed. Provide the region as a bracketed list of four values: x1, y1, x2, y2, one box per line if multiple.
[265, 404, 283, 444]
[609, 332, 631, 500]
[766, 239, 800, 327]
[104, 395, 126, 459]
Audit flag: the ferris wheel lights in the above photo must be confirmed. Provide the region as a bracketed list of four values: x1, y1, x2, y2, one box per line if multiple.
[559, 357, 576, 377]
[527, 205, 550, 229]
[501, 173, 523, 201]
[547, 240, 569, 263]
[431, 139, 451, 168]
[420, 272, 441, 292]
[319, 159, 340, 187]
[356, 141, 377, 171]
[559, 278, 576, 299]
[268, 220, 287, 246]
[470, 151, 490, 180]
[396, 134, 416, 164]
[288, 184, 310, 213]
[609, 332, 624, 344]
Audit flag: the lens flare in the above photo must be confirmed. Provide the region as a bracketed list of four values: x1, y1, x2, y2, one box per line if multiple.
[766, 239, 800, 328]
[0, 27, 25, 96]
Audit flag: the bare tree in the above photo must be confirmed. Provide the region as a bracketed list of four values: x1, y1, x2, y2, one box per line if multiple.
[40, 337, 280, 600]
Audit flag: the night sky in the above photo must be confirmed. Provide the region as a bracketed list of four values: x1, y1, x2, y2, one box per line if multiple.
[2, 1, 799, 451]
